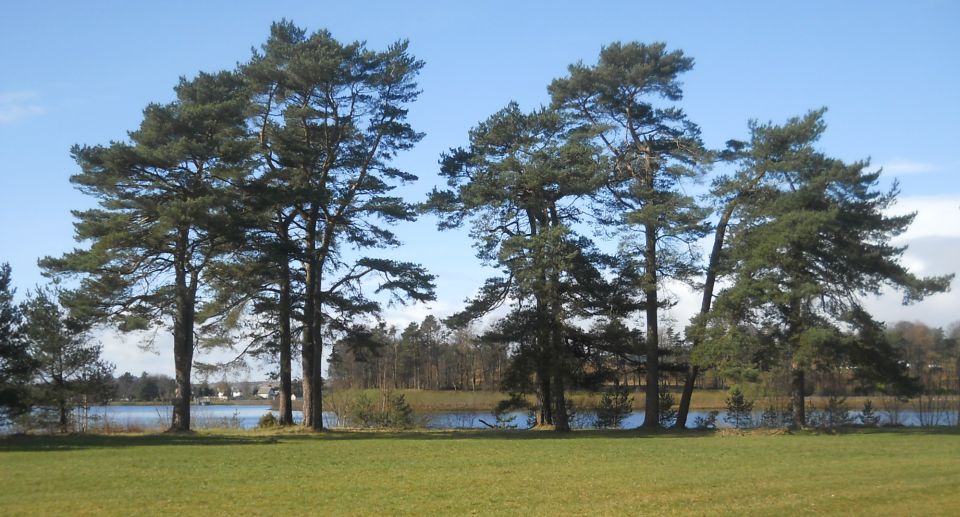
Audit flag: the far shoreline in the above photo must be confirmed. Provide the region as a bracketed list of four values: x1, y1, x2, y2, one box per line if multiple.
[105, 389, 953, 413]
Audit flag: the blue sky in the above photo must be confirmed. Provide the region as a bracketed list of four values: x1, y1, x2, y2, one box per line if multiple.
[1, 1, 958, 376]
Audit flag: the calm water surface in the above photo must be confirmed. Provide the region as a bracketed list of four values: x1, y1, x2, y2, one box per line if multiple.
[74, 404, 957, 430]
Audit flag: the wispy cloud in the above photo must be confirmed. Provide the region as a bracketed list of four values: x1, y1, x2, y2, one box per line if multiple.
[0, 90, 46, 124]
[877, 159, 941, 176]
[887, 195, 960, 241]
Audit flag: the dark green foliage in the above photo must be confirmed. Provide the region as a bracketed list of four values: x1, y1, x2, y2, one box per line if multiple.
[428, 101, 610, 431]
[810, 395, 851, 429]
[693, 410, 719, 430]
[724, 385, 755, 429]
[859, 399, 880, 427]
[384, 393, 416, 429]
[349, 392, 379, 428]
[699, 110, 951, 426]
[348, 390, 416, 429]
[0, 264, 34, 423]
[242, 21, 435, 429]
[20, 288, 114, 433]
[328, 317, 508, 392]
[595, 383, 633, 429]
[759, 405, 794, 429]
[491, 392, 530, 429]
[257, 412, 279, 429]
[658, 385, 678, 428]
[41, 70, 253, 432]
[550, 42, 710, 429]
[137, 376, 161, 402]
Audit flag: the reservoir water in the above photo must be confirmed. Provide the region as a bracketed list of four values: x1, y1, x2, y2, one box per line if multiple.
[50, 404, 959, 431]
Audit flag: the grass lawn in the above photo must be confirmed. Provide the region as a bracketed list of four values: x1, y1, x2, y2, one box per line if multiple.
[1, 428, 958, 515]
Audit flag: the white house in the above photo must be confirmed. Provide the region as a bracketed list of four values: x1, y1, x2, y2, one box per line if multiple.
[256, 384, 278, 399]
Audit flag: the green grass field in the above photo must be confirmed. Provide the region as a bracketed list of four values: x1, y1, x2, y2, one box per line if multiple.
[1, 428, 958, 515]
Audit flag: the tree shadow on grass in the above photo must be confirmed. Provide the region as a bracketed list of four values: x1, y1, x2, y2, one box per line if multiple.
[0, 428, 714, 450]
[0, 432, 281, 452]
[277, 427, 722, 442]
[2, 425, 957, 451]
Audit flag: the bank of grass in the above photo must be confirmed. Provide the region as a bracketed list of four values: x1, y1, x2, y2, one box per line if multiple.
[327, 388, 706, 411]
[1, 427, 958, 515]
[324, 388, 934, 412]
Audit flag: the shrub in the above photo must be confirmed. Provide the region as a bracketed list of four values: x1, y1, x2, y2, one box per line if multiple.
[818, 395, 851, 429]
[348, 390, 417, 429]
[859, 399, 881, 427]
[350, 392, 379, 428]
[595, 383, 633, 429]
[658, 386, 677, 428]
[693, 410, 719, 430]
[382, 393, 415, 429]
[491, 393, 528, 429]
[759, 405, 793, 429]
[257, 412, 278, 429]
[724, 385, 755, 429]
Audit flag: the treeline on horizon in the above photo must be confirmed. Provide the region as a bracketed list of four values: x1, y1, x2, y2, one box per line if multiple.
[0, 19, 956, 434]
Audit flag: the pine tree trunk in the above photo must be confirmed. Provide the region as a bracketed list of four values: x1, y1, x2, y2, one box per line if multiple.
[792, 368, 806, 427]
[301, 258, 317, 429]
[552, 373, 570, 432]
[643, 221, 660, 429]
[277, 252, 294, 426]
[312, 303, 324, 431]
[548, 275, 570, 432]
[170, 233, 195, 433]
[675, 365, 699, 429]
[675, 176, 741, 429]
[58, 397, 68, 434]
[536, 371, 553, 426]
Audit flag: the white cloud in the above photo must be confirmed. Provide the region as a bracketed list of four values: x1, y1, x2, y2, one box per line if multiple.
[96, 328, 173, 377]
[96, 326, 277, 379]
[886, 195, 960, 241]
[381, 299, 456, 330]
[876, 159, 942, 176]
[861, 236, 959, 328]
[0, 90, 46, 124]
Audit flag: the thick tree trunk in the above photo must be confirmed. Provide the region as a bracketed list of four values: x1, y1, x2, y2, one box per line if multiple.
[301, 209, 328, 431]
[675, 365, 699, 429]
[536, 371, 553, 426]
[548, 277, 570, 432]
[306, 256, 325, 431]
[58, 396, 68, 434]
[277, 251, 294, 426]
[552, 373, 570, 432]
[792, 368, 806, 427]
[170, 233, 196, 433]
[642, 222, 660, 429]
[312, 305, 324, 431]
[677, 207, 734, 428]
[171, 333, 193, 432]
[301, 258, 317, 429]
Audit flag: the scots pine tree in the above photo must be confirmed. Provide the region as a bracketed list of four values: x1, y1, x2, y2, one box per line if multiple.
[243, 22, 435, 429]
[21, 288, 114, 433]
[428, 102, 609, 431]
[701, 110, 952, 426]
[41, 71, 253, 431]
[550, 42, 710, 428]
[0, 264, 33, 423]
